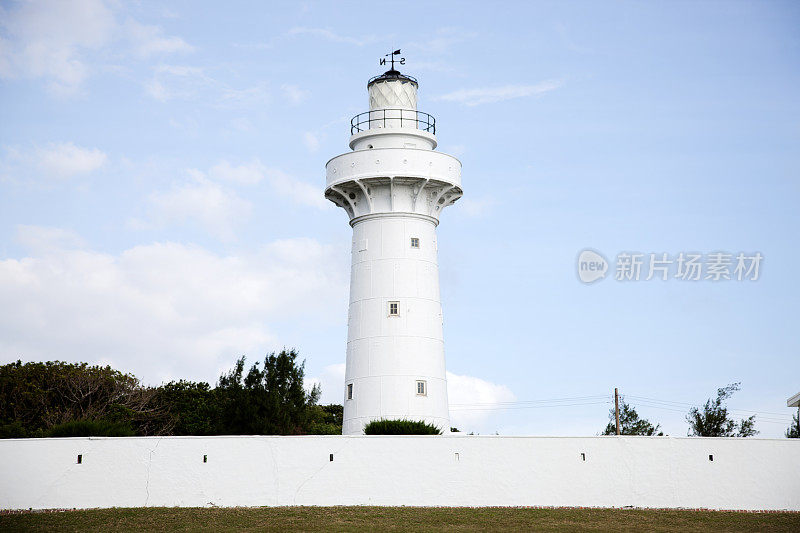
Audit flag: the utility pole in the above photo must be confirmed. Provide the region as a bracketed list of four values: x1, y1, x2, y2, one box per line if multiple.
[614, 387, 621, 435]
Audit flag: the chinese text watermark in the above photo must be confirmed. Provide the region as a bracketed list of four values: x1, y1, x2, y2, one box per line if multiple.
[577, 250, 762, 284]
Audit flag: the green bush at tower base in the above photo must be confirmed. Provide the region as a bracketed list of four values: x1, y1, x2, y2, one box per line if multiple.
[363, 418, 442, 435]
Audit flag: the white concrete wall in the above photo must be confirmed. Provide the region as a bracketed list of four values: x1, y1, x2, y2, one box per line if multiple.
[1, 435, 798, 510]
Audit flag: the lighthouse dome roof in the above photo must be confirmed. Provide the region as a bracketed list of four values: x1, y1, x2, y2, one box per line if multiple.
[367, 69, 418, 89]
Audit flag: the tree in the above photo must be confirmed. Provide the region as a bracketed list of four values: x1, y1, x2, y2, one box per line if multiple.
[0, 360, 171, 438]
[602, 398, 663, 436]
[157, 380, 218, 436]
[1, 352, 337, 438]
[686, 382, 757, 437]
[787, 410, 800, 439]
[215, 350, 320, 435]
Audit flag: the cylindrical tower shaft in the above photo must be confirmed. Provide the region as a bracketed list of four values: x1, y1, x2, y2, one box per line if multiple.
[325, 68, 462, 435]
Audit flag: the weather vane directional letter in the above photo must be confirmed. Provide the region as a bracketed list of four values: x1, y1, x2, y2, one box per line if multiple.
[379, 49, 405, 70]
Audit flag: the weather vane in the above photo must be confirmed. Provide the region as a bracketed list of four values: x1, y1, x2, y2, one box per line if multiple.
[379, 49, 405, 71]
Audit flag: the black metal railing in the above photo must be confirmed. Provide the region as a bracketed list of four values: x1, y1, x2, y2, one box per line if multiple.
[350, 109, 436, 135]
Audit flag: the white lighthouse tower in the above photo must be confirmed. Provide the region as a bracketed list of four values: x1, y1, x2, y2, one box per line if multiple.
[325, 60, 463, 435]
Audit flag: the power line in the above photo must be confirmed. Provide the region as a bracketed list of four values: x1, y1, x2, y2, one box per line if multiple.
[450, 400, 611, 412]
[629, 401, 791, 425]
[626, 395, 791, 417]
[447, 391, 794, 425]
[450, 394, 607, 408]
[626, 395, 793, 422]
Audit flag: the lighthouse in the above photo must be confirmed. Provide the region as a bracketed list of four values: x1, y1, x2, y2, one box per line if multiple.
[325, 57, 463, 435]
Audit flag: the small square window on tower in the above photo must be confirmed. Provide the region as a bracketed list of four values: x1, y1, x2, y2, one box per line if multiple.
[347, 383, 353, 400]
[410, 237, 420, 248]
[388, 301, 399, 316]
[416, 380, 427, 396]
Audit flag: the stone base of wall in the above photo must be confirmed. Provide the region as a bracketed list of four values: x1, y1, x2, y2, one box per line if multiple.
[1, 435, 798, 510]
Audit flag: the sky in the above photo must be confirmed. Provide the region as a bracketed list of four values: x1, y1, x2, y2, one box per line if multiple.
[1, 0, 799, 437]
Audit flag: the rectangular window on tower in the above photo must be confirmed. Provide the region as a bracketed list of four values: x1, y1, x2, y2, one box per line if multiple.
[347, 383, 353, 400]
[416, 380, 427, 396]
[388, 301, 399, 316]
[410, 237, 419, 248]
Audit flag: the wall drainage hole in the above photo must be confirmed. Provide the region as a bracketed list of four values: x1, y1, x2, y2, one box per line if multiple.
[580, 453, 586, 461]
[203, 455, 207, 463]
[709, 454, 713, 461]
[329, 454, 334, 462]
[77, 454, 82, 464]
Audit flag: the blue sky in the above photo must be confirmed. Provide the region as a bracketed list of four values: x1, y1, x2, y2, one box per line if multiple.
[1, 0, 798, 436]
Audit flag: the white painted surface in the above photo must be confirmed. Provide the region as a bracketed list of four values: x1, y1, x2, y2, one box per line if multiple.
[344, 215, 449, 434]
[326, 148, 460, 191]
[348, 130, 437, 151]
[326, 73, 462, 434]
[1, 436, 798, 510]
[368, 77, 417, 110]
[788, 392, 800, 407]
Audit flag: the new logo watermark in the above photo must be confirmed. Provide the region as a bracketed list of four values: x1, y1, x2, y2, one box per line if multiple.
[577, 249, 609, 284]
[577, 250, 762, 284]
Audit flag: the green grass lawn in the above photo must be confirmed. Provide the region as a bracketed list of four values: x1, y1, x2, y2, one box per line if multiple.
[1, 507, 798, 532]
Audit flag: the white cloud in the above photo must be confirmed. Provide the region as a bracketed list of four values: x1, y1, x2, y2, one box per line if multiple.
[140, 161, 326, 239]
[126, 20, 194, 57]
[408, 27, 478, 55]
[167, 116, 200, 136]
[15, 225, 86, 253]
[154, 64, 203, 77]
[0, 142, 107, 184]
[443, 144, 466, 158]
[281, 84, 310, 105]
[145, 64, 207, 101]
[306, 363, 346, 404]
[447, 372, 516, 432]
[266, 167, 329, 210]
[303, 132, 320, 152]
[286, 27, 371, 46]
[300, 116, 348, 154]
[228, 117, 254, 133]
[0, 0, 114, 94]
[209, 160, 265, 185]
[220, 82, 270, 106]
[0, 0, 192, 95]
[37, 142, 107, 178]
[555, 22, 594, 55]
[0, 227, 348, 386]
[437, 80, 564, 107]
[205, 159, 324, 208]
[147, 171, 252, 240]
[146, 64, 269, 106]
[145, 78, 170, 101]
[457, 196, 496, 217]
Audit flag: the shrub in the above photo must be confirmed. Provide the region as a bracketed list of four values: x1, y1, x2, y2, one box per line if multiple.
[0, 421, 28, 438]
[304, 404, 343, 435]
[46, 420, 136, 437]
[363, 419, 441, 435]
